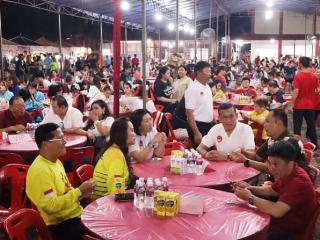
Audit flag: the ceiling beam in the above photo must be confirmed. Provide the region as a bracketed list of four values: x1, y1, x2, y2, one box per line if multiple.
[213, 0, 229, 16]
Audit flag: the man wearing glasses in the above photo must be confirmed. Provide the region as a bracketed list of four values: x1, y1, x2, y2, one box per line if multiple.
[41, 95, 84, 134]
[0, 96, 32, 133]
[26, 123, 95, 240]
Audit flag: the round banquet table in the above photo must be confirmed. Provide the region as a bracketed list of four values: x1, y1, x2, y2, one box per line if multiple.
[82, 186, 270, 240]
[133, 156, 260, 189]
[0, 133, 87, 164]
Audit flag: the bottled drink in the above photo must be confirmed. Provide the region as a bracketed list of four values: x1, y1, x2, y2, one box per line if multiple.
[162, 177, 169, 191]
[145, 181, 155, 208]
[195, 155, 204, 176]
[154, 179, 163, 191]
[133, 180, 140, 208]
[137, 181, 146, 209]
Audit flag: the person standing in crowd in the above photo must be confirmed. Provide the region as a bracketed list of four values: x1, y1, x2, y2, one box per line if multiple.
[92, 118, 136, 199]
[154, 66, 177, 113]
[185, 61, 214, 146]
[172, 65, 193, 102]
[292, 56, 318, 148]
[233, 141, 316, 240]
[26, 123, 95, 240]
[132, 54, 139, 68]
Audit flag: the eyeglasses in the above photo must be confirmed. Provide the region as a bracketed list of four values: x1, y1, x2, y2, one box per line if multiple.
[47, 137, 66, 143]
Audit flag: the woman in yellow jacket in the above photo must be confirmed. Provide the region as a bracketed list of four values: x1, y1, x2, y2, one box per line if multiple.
[92, 117, 136, 199]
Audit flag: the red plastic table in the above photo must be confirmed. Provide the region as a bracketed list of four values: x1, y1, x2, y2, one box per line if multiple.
[0, 133, 87, 164]
[133, 156, 260, 189]
[82, 186, 270, 240]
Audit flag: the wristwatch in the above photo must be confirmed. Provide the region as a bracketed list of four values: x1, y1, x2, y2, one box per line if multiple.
[244, 159, 250, 167]
[248, 194, 255, 205]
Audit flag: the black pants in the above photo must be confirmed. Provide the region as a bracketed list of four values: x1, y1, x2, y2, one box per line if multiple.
[187, 121, 214, 147]
[293, 109, 317, 148]
[48, 218, 86, 240]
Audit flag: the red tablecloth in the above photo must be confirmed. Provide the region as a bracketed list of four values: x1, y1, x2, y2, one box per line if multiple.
[82, 186, 270, 240]
[133, 156, 259, 188]
[0, 133, 87, 163]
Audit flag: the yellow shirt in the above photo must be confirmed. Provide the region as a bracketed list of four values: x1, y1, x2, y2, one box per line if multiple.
[248, 110, 269, 140]
[92, 144, 129, 199]
[26, 155, 82, 226]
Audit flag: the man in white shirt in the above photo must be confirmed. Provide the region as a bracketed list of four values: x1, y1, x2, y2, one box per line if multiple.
[197, 103, 255, 160]
[41, 95, 84, 134]
[185, 61, 214, 146]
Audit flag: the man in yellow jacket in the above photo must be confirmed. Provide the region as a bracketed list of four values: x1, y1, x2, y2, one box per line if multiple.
[26, 123, 95, 240]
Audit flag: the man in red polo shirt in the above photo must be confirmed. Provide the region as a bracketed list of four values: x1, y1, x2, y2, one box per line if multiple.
[0, 96, 32, 133]
[292, 56, 318, 148]
[233, 140, 317, 240]
[235, 77, 257, 99]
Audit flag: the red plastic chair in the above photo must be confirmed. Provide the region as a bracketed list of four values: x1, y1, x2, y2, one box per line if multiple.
[306, 165, 320, 186]
[76, 164, 94, 183]
[164, 141, 185, 156]
[0, 164, 29, 226]
[304, 142, 316, 151]
[305, 149, 314, 164]
[249, 122, 264, 146]
[4, 208, 53, 240]
[60, 146, 94, 186]
[0, 152, 25, 168]
[301, 189, 320, 240]
[148, 85, 156, 102]
[164, 113, 193, 149]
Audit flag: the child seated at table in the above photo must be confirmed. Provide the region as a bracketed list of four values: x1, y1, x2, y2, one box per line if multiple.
[242, 97, 269, 141]
[211, 81, 226, 103]
[266, 80, 284, 110]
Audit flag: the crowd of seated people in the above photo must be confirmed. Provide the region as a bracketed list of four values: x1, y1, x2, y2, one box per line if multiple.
[0, 52, 318, 240]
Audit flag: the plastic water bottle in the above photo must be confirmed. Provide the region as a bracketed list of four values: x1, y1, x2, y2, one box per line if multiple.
[154, 179, 163, 191]
[137, 181, 146, 209]
[145, 180, 155, 208]
[190, 149, 198, 174]
[162, 177, 169, 191]
[133, 180, 140, 208]
[195, 154, 204, 176]
[139, 177, 145, 184]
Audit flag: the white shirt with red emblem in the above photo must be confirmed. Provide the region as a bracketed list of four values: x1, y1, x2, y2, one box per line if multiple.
[201, 122, 255, 153]
[185, 80, 214, 123]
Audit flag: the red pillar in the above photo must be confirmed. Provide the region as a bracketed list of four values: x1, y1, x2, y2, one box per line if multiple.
[113, 0, 121, 118]
[278, 10, 283, 63]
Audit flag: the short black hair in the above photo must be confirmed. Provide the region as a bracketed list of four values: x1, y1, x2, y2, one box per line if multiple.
[271, 109, 288, 127]
[299, 56, 311, 68]
[242, 77, 250, 82]
[65, 75, 73, 83]
[268, 140, 296, 162]
[35, 123, 59, 148]
[216, 65, 225, 75]
[9, 96, 23, 106]
[194, 61, 211, 74]
[48, 84, 62, 98]
[19, 88, 31, 101]
[218, 102, 236, 114]
[130, 109, 150, 136]
[268, 80, 279, 88]
[52, 95, 68, 108]
[27, 81, 38, 89]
